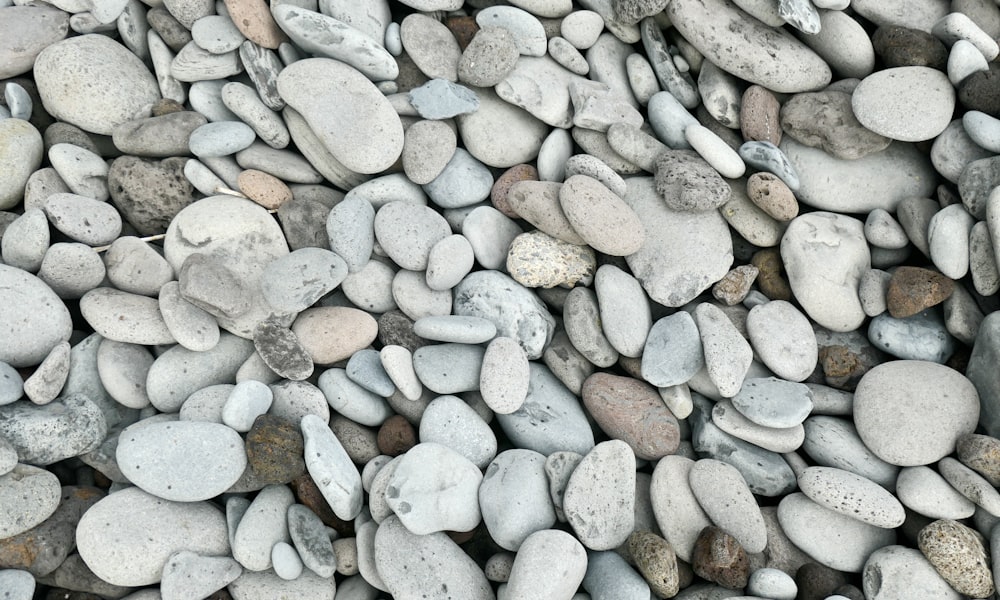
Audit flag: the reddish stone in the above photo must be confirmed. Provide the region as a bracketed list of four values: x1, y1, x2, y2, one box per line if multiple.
[691, 526, 749, 589]
[581, 373, 680, 460]
[377, 414, 417, 456]
[886, 266, 954, 318]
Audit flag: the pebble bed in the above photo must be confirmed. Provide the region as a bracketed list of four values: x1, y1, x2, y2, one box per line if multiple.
[5, 0, 1000, 599]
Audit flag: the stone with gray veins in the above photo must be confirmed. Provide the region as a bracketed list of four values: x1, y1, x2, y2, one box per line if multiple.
[34, 34, 160, 135]
[278, 58, 402, 175]
[739, 141, 800, 190]
[624, 177, 733, 307]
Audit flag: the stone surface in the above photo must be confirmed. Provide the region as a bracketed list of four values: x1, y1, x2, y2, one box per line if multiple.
[563, 440, 636, 551]
[852, 66, 954, 141]
[581, 373, 680, 460]
[918, 519, 994, 598]
[691, 526, 750, 589]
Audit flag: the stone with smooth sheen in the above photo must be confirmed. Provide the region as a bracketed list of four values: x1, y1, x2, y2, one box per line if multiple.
[798, 466, 906, 529]
[896, 466, 977, 520]
[689, 458, 768, 553]
[117, 420, 246, 502]
[479, 449, 557, 551]
[666, 0, 831, 93]
[80, 288, 175, 346]
[777, 492, 897, 572]
[374, 515, 494, 600]
[563, 440, 636, 551]
[277, 58, 403, 174]
[781, 212, 869, 332]
[854, 361, 979, 466]
[385, 442, 483, 535]
[43, 193, 122, 246]
[34, 34, 160, 135]
[76, 486, 229, 586]
[852, 66, 954, 142]
[746, 300, 818, 382]
[624, 177, 734, 307]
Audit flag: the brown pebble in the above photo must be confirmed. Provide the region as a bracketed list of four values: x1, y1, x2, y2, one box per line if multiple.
[150, 98, 185, 116]
[377, 310, 428, 354]
[330, 416, 379, 464]
[741, 85, 782, 145]
[223, 0, 286, 49]
[818, 344, 865, 390]
[581, 372, 680, 460]
[712, 264, 759, 306]
[918, 519, 995, 598]
[871, 25, 948, 70]
[628, 530, 680, 598]
[750, 248, 792, 301]
[885, 266, 955, 318]
[445, 15, 479, 51]
[245, 414, 305, 485]
[237, 169, 293, 210]
[292, 474, 354, 537]
[691, 526, 749, 589]
[747, 172, 798, 221]
[492, 164, 538, 218]
[795, 562, 849, 600]
[957, 433, 1000, 487]
[377, 414, 418, 456]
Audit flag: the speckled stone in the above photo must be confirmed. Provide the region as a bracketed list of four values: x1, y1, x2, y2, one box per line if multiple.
[691, 526, 749, 590]
[581, 372, 681, 460]
[918, 519, 994, 598]
[245, 414, 305, 485]
[628, 530, 679, 598]
[885, 266, 955, 319]
[956, 433, 1000, 487]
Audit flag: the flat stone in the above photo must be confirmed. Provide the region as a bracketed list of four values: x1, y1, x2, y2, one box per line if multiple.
[228, 568, 334, 599]
[938, 456, 1000, 516]
[778, 492, 897, 572]
[146, 333, 254, 412]
[34, 34, 160, 135]
[802, 415, 900, 490]
[896, 466, 977, 520]
[863, 545, 963, 600]
[80, 288, 175, 346]
[76, 486, 229, 586]
[712, 399, 804, 453]
[731, 377, 813, 428]
[399, 13, 461, 82]
[117, 420, 246, 503]
[300, 413, 363, 521]
[654, 149, 731, 212]
[867, 309, 955, 364]
[260, 248, 347, 313]
[641, 312, 704, 388]
[852, 66, 954, 141]
[746, 300, 818, 382]
[496, 55, 585, 128]
[0, 5, 69, 80]
[0, 119, 44, 211]
[160, 551, 243, 600]
[563, 440, 636, 551]
[423, 148, 494, 209]
[277, 58, 403, 174]
[317, 368, 392, 426]
[798, 466, 906, 528]
[695, 303, 753, 398]
[408, 79, 479, 119]
[624, 177, 734, 307]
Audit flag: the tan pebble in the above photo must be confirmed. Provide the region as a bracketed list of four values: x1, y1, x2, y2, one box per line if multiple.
[628, 530, 680, 598]
[918, 519, 995, 598]
[223, 0, 286, 48]
[237, 169, 292, 210]
[291, 306, 378, 364]
[712, 264, 759, 306]
[747, 172, 798, 221]
[506, 230, 596, 289]
[332, 537, 359, 576]
[741, 85, 782, 145]
[492, 163, 538, 218]
[956, 433, 1000, 487]
[691, 526, 749, 589]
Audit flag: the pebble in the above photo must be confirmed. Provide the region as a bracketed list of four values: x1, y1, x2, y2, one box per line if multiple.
[748, 567, 797, 600]
[22, 340, 69, 405]
[625, 177, 734, 307]
[949, 39, 989, 86]
[863, 545, 962, 600]
[506, 230, 596, 289]
[232, 484, 295, 572]
[160, 551, 242, 600]
[0, 5, 69, 80]
[798, 466, 905, 529]
[562, 439, 635, 551]
[712, 399, 804, 453]
[746, 300, 817, 382]
[561, 9, 604, 48]
[0, 569, 34, 599]
[47, 142, 108, 201]
[0, 464, 61, 539]
[479, 449, 556, 550]
[939, 456, 1000, 516]
[640, 311, 704, 388]
[691, 526, 749, 589]
[0, 394, 106, 465]
[854, 361, 979, 466]
[300, 413, 363, 521]
[76, 487, 230, 586]
[654, 149, 731, 212]
[478, 336, 530, 415]
[108, 156, 195, 236]
[782, 91, 890, 161]
[227, 568, 334, 599]
[34, 34, 159, 135]
[694, 303, 753, 398]
[896, 466, 976, 520]
[777, 492, 897, 573]
[666, 0, 830, 93]
[400, 13, 461, 82]
[385, 442, 483, 534]
[852, 66, 954, 142]
[868, 308, 955, 363]
[802, 415, 900, 491]
[278, 58, 402, 174]
[317, 368, 392, 426]
[689, 459, 767, 553]
[731, 377, 813, 429]
[259, 248, 347, 314]
[918, 519, 994, 597]
[419, 395, 497, 469]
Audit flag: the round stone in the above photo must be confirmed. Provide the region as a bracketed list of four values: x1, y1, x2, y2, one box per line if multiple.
[34, 34, 160, 135]
[852, 66, 955, 141]
[854, 361, 979, 466]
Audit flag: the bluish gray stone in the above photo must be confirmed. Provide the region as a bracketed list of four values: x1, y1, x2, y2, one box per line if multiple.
[582, 550, 651, 600]
[412, 315, 498, 344]
[0, 362, 25, 405]
[222, 380, 274, 432]
[160, 551, 242, 600]
[496, 362, 596, 456]
[408, 79, 480, 120]
[739, 141, 800, 190]
[325, 194, 375, 273]
[300, 413, 364, 522]
[317, 368, 393, 426]
[641, 312, 704, 388]
[412, 343, 485, 395]
[419, 395, 497, 469]
[479, 449, 556, 550]
[188, 121, 256, 157]
[868, 308, 956, 364]
[423, 148, 494, 209]
[346, 349, 395, 397]
[801, 415, 900, 490]
[232, 484, 294, 572]
[287, 504, 336, 578]
[260, 248, 348, 313]
[731, 377, 814, 429]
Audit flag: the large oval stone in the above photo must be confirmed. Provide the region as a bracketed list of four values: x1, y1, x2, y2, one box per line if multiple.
[34, 34, 160, 135]
[117, 420, 247, 502]
[277, 58, 403, 174]
[852, 66, 954, 142]
[666, 0, 831, 93]
[76, 487, 229, 586]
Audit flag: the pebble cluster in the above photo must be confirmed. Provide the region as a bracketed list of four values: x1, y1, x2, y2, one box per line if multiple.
[4, 0, 1000, 599]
